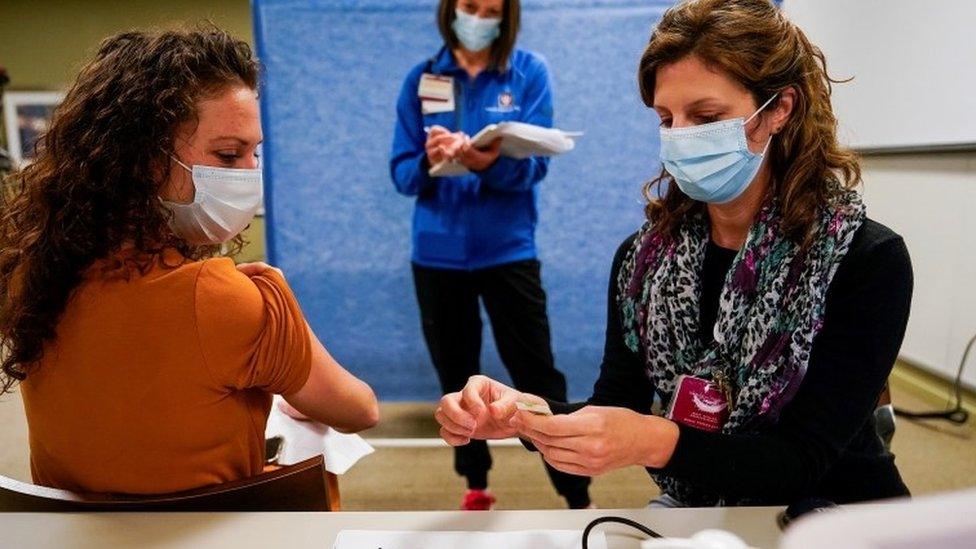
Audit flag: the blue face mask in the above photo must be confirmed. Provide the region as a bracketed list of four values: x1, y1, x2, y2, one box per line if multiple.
[659, 94, 779, 204]
[451, 8, 501, 52]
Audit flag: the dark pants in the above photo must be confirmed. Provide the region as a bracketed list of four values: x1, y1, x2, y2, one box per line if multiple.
[413, 259, 591, 508]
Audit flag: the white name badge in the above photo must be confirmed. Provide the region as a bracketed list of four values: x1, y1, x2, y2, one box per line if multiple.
[419, 73, 455, 114]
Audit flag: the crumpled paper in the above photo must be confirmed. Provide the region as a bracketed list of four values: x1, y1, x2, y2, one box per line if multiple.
[265, 396, 375, 474]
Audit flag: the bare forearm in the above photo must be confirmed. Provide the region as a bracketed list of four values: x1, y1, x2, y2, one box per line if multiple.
[284, 324, 379, 432]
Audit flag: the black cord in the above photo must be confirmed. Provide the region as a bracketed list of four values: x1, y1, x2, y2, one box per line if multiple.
[582, 516, 663, 549]
[894, 331, 972, 425]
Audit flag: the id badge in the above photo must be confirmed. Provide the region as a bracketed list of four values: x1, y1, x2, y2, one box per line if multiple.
[666, 375, 730, 432]
[419, 73, 455, 114]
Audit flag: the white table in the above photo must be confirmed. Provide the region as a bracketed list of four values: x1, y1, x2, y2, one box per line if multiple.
[2, 507, 785, 548]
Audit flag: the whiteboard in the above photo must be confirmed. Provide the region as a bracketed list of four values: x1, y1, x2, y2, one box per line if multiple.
[784, 0, 976, 152]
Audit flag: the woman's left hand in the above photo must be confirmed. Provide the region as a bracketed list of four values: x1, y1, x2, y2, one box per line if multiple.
[513, 406, 680, 477]
[236, 261, 284, 279]
[457, 136, 502, 171]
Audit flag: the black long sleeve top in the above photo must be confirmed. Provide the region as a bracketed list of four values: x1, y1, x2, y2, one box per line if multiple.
[547, 218, 913, 505]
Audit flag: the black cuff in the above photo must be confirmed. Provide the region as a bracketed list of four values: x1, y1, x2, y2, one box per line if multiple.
[646, 422, 704, 477]
[545, 398, 588, 415]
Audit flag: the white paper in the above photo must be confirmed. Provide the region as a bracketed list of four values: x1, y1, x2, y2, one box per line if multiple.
[333, 530, 606, 549]
[422, 98, 455, 114]
[265, 396, 375, 475]
[429, 121, 581, 177]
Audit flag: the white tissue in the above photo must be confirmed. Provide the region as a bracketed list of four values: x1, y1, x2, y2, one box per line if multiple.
[265, 396, 375, 474]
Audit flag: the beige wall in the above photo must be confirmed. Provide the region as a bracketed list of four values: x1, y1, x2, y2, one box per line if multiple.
[0, 0, 252, 91]
[783, 0, 976, 388]
[0, 0, 265, 261]
[861, 152, 976, 390]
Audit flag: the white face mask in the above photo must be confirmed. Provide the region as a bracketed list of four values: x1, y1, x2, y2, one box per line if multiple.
[161, 155, 263, 245]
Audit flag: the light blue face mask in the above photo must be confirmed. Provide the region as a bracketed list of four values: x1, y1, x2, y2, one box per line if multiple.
[451, 8, 501, 52]
[659, 94, 779, 204]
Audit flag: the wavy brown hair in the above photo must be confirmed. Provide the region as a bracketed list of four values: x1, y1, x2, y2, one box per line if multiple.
[0, 27, 259, 392]
[638, 0, 860, 245]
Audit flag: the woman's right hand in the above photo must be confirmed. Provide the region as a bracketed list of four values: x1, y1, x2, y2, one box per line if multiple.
[435, 375, 547, 446]
[425, 125, 465, 165]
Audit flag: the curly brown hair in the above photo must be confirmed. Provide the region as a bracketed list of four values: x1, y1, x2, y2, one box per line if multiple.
[0, 27, 259, 392]
[638, 0, 860, 245]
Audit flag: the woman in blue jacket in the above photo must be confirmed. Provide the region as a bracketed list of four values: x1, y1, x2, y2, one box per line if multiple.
[389, 0, 590, 510]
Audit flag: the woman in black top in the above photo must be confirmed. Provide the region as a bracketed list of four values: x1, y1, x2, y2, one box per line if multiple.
[434, 0, 912, 506]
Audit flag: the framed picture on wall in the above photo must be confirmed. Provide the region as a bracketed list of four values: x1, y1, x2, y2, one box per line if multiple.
[2, 91, 64, 169]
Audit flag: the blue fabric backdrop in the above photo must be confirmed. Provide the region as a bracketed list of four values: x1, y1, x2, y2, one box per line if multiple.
[253, 0, 676, 400]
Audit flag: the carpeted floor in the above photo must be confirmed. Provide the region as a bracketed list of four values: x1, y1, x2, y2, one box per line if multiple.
[0, 372, 972, 511]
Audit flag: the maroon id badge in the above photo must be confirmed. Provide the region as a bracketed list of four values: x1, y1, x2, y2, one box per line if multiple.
[666, 375, 730, 432]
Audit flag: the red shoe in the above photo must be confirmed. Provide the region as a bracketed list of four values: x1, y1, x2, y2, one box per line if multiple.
[461, 489, 496, 511]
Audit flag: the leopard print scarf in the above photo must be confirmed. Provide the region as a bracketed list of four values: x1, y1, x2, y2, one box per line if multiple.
[617, 186, 865, 505]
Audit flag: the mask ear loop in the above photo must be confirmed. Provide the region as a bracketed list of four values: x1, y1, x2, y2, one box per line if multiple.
[168, 153, 193, 173]
[744, 93, 780, 126]
[743, 93, 780, 152]
[162, 153, 197, 205]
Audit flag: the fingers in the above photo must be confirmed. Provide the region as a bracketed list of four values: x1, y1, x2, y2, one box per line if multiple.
[517, 410, 590, 438]
[439, 426, 470, 446]
[484, 137, 503, 152]
[236, 261, 266, 276]
[462, 136, 501, 155]
[435, 389, 474, 447]
[517, 419, 591, 455]
[456, 136, 502, 171]
[425, 133, 457, 149]
[425, 141, 451, 164]
[488, 388, 520, 422]
[427, 144, 460, 165]
[534, 441, 582, 466]
[541, 455, 590, 477]
[442, 136, 465, 158]
[517, 423, 580, 450]
[533, 439, 599, 477]
[236, 262, 283, 278]
[425, 132, 466, 160]
[434, 402, 475, 438]
[427, 147, 447, 165]
[460, 376, 491, 416]
[427, 125, 449, 138]
[438, 393, 476, 433]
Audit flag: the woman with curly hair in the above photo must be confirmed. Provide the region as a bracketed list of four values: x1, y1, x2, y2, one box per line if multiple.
[0, 27, 378, 494]
[436, 0, 913, 506]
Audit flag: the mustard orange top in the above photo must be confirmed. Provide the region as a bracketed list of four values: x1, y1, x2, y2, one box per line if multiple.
[21, 250, 312, 494]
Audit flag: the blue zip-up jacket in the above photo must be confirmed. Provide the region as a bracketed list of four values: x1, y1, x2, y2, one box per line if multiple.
[390, 47, 553, 270]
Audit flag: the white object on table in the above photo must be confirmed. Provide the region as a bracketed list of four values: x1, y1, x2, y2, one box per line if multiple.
[265, 396, 374, 474]
[640, 529, 749, 549]
[779, 488, 976, 549]
[429, 121, 581, 177]
[334, 529, 606, 549]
